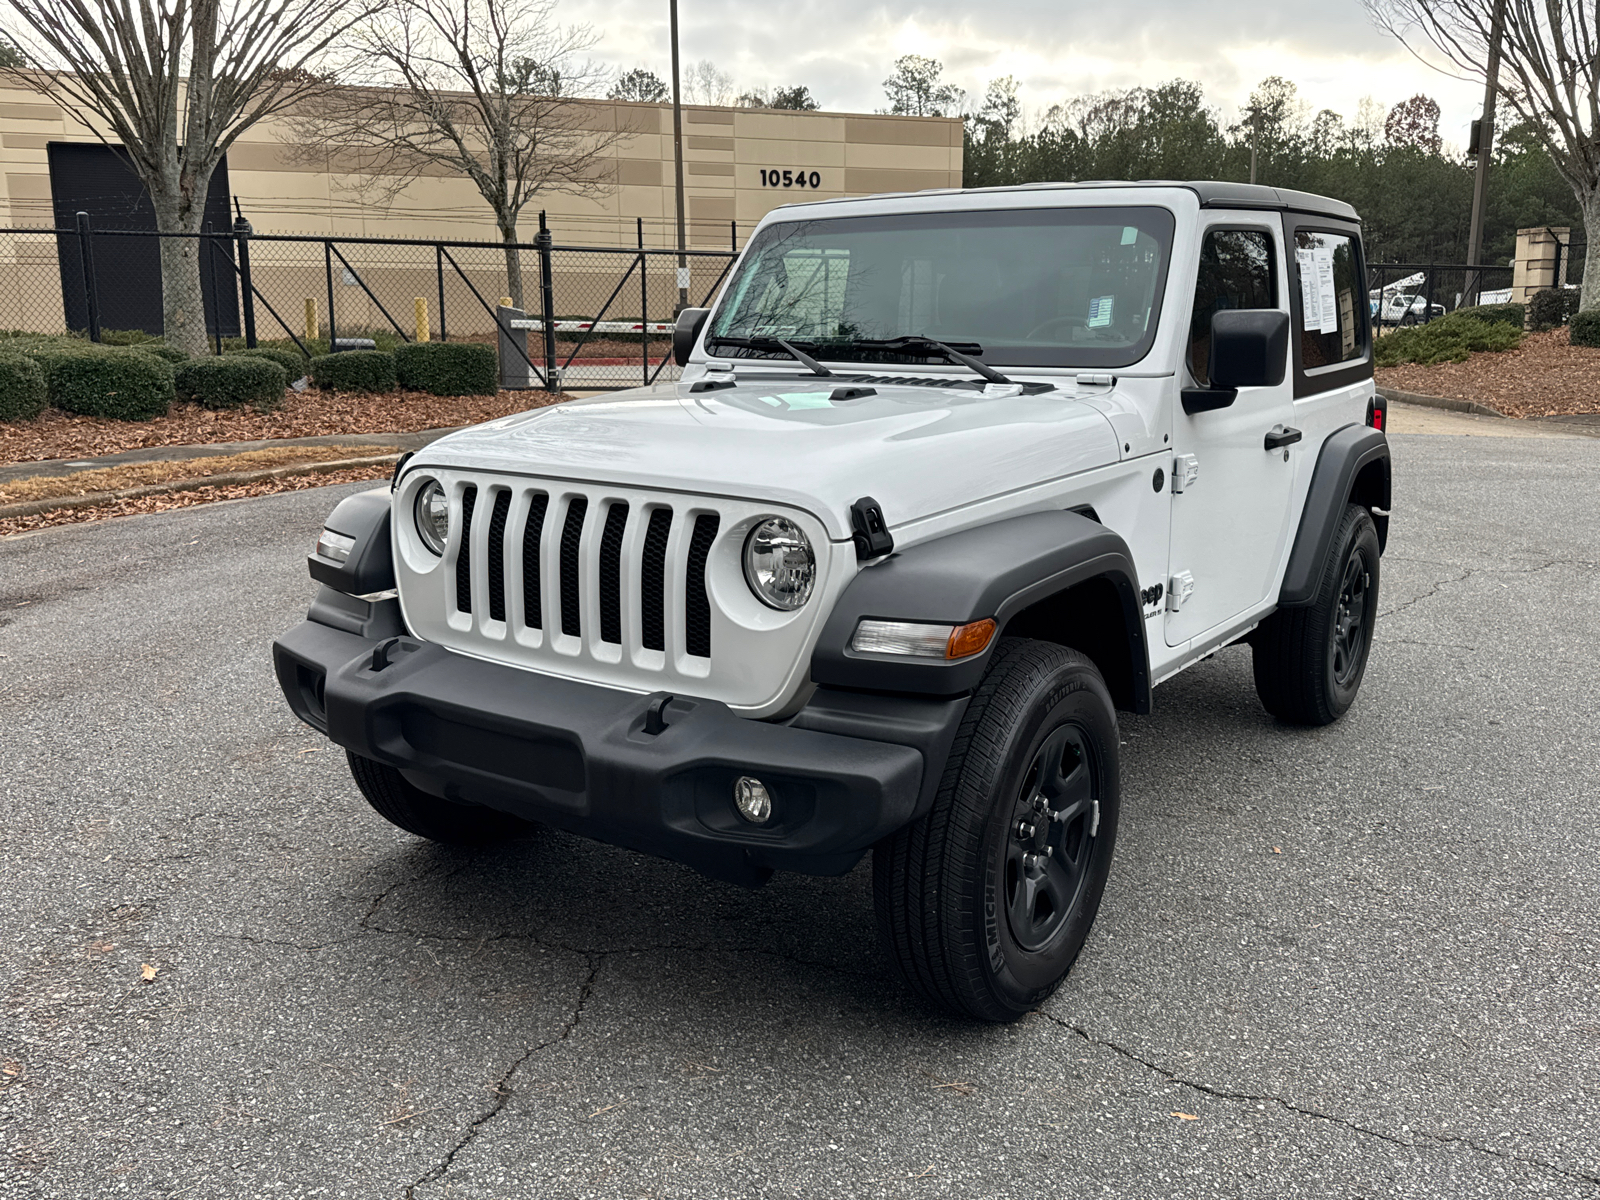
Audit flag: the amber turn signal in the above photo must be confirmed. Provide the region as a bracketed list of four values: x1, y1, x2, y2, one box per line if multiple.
[946, 618, 997, 659]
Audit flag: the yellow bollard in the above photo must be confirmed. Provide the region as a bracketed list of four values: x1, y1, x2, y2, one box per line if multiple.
[414, 297, 429, 343]
[304, 298, 318, 341]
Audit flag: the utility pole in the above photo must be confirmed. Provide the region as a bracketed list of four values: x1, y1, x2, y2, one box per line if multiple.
[1249, 107, 1259, 185]
[1464, 0, 1509, 306]
[669, 0, 689, 314]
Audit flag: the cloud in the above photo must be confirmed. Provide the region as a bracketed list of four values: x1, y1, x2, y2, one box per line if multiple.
[562, 0, 1484, 143]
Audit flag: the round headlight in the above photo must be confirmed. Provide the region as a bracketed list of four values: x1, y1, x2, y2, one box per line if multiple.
[743, 517, 815, 611]
[413, 479, 449, 555]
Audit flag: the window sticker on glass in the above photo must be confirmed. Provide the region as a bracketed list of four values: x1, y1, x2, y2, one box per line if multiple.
[1315, 249, 1338, 335]
[1121, 226, 1138, 246]
[1296, 249, 1322, 331]
[1088, 295, 1114, 328]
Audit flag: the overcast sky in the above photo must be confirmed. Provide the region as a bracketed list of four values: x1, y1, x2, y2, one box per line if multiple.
[558, 0, 1486, 149]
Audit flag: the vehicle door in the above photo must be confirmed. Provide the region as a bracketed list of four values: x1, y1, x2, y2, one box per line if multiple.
[1165, 218, 1297, 647]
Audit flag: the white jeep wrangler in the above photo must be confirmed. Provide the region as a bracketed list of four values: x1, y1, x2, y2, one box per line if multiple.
[275, 181, 1390, 1022]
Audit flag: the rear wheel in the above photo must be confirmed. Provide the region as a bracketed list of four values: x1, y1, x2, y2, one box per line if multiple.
[1252, 502, 1381, 725]
[873, 639, 1120, 1022]
[346, 752, 537, 845]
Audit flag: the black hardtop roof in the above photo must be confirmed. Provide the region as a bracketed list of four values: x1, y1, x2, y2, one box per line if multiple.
[799, 179, 1359, 223]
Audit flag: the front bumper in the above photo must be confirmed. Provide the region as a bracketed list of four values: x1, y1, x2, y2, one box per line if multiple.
[272, 599, 966, 885]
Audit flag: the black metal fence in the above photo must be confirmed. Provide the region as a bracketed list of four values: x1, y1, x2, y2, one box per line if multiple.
[1365, 262, 1517, 334]
[0, 214, 744, 391]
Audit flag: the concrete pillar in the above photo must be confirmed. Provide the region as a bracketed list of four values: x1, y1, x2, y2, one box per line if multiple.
[1511, 226, 1571, 302]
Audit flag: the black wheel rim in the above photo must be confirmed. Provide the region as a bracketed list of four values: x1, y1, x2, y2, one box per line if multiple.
[1332, 548, 1370, 687]
[1004, 724, 1099, 953]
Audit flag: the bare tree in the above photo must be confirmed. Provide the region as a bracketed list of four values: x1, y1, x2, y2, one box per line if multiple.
[682, 60, 734, 107]
[1369, 0, 1600, 306]
[299, 0, 625, 308]
[1, 0, 370, 354]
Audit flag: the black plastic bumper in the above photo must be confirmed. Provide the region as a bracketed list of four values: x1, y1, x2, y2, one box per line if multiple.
[272, 603, 966, 885]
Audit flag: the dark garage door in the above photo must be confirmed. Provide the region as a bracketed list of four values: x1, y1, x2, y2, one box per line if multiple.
[48, 143, 240, 338]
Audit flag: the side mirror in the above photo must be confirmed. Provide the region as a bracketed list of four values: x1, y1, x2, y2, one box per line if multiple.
[1182, 309, 1289, 415]
[1209, 309, 1289, 389]
[673, 307, 710, 367]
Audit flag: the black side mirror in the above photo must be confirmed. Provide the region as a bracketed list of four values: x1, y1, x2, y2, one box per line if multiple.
[1210, 309, 1289, 389]
[1181, 309, 1289, 414]
[673, 308, 710, 367]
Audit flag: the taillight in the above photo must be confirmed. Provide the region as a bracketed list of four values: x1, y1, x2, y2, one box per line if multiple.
[1366, 396, 1387, 432]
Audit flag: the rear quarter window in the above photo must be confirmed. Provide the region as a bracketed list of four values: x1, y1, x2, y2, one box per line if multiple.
[1295, 231, 1364, 369]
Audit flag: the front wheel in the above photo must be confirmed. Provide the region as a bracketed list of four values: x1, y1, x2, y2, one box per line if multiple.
[873, 640, 1120, 1022]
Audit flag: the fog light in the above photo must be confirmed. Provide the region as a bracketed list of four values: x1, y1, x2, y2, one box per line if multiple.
[733, 776, 773, 824]
[316, 528, 355, 563]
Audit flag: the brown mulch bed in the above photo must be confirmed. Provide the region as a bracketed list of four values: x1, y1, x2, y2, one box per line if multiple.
[0, 464, 392, 538]
[0, 387, 560, 467]
[1376, 330, 1600, 418]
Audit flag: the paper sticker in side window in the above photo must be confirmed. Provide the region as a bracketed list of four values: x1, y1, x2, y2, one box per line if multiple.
[1297, 249, 1322, 331]
[1315, 250, 1338, 335]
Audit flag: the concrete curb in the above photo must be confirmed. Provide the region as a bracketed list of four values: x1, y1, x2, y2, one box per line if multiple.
[0, 454, 399, 520]
[1377, 385, 1508, 419]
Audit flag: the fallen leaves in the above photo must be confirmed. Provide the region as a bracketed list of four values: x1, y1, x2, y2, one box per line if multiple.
[0, 387, 559, 466]
[0, 444, 399, 505]
[1171, 1111, 1199, 1121]
[1376, 329, 1600, 418]
[0, 464, 392, 537]
[140, 964, 158, 983]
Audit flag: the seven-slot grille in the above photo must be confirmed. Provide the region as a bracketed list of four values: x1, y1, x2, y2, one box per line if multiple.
[452, 483, 720, 660]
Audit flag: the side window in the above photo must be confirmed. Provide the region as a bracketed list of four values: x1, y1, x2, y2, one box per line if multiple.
[1187, 230, 1275, 387]
[1294, 231, 1364, 369]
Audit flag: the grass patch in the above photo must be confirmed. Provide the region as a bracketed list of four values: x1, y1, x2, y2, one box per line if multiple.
[0, 444, 398, 505]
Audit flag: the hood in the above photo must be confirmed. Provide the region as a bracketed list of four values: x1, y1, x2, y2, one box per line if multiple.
[406, 376, 1122, 541]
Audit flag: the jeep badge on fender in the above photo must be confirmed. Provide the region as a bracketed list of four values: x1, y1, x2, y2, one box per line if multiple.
[274, 181, 1390, 1023]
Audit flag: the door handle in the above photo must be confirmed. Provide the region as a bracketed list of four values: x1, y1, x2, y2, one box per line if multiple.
[1264, 424, 1303, 450]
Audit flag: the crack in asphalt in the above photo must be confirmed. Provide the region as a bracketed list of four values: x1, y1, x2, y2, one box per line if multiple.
[1050, 1017, 1600, 1190]
[1380, 555, 1598, 620]
[1380, 555, 1598, 621]
[403, 953, 605, 1199]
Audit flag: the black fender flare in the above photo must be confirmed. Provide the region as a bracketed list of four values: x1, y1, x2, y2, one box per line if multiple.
[811, 510, 1150, 712]
[1279, 424, 1390, 607]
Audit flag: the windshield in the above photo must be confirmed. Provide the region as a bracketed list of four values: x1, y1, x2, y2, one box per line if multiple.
[708, 206, 1175, 369]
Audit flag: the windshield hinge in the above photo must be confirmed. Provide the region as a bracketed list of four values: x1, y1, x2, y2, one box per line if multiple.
[850, 497, 894, 561]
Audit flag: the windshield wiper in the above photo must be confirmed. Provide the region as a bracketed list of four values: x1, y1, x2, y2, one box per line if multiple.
[831, 336, 1014, 385]
[704, 335, 834, 377]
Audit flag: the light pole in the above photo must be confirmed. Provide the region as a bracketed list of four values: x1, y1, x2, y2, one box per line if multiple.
[669, 0, 689, 313]
[1464, 0, 1509, 306]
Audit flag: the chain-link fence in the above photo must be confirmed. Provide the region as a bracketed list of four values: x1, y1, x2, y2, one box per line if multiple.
[0, 215, 743, 391]
[1366, 262, 1516, 335]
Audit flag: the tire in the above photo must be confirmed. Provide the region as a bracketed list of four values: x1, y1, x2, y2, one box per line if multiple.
[873, 639, 1120, 1022]
[346, 752, 537, 845]
[1252, 503, 1381, 726]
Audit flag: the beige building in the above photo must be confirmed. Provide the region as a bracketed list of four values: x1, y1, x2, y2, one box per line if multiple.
[0, 84, 960, 345]
[0, 86, 964, 247]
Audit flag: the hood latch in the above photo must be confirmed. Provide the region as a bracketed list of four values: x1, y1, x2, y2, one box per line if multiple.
[850, 497, 894, 561]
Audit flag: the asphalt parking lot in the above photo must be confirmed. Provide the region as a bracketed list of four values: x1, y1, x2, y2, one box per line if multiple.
[2, 426, 1598, 1199]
